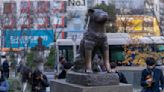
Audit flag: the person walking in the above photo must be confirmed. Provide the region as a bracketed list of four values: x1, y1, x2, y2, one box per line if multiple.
[0, 68, 9, 92]
[141, 57, 164, 92]
[2, 59, 9, 79]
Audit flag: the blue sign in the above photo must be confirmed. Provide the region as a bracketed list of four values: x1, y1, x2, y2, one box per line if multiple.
[4, 30, 54, 48]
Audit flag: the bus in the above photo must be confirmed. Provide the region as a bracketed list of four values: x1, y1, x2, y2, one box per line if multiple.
[56, 33, 164, 66]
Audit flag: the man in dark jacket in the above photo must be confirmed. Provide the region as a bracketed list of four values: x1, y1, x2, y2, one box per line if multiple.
[2, 59, 9, 79]
[58, 62, 73, 79]
[141, 57, 164, 92]
[32, 69, 49, 92]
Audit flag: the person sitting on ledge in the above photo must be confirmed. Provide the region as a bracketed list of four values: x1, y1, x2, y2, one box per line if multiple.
[110, 62, 128, 84]
[58, 63, 73, 79]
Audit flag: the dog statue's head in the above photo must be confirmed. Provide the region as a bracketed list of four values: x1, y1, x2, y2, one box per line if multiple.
[86, 9, 109, 24]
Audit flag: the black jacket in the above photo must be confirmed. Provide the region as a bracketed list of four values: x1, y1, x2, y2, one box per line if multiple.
[32, 74, 49, 92]
[2, 61, 9, 72]
[141, 68, 164, 92]
[58, 70, 66, 79]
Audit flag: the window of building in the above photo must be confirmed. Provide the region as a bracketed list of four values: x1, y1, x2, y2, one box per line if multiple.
[3, 2, 16, 14]
[37, 1, 50, 13]
[20, 1, 34, 13]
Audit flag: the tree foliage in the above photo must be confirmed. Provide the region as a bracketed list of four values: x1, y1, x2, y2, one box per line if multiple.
[45, 47, 56, 69]
[26, 51, 35, 68]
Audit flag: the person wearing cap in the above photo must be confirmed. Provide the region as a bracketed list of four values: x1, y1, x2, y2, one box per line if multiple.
[141, 57, 164, 92]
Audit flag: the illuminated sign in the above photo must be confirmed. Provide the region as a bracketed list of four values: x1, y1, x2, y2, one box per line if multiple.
[4, 30, 54, 48]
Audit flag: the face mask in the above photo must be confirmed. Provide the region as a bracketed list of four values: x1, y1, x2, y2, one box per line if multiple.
[148, 65, 155, 70]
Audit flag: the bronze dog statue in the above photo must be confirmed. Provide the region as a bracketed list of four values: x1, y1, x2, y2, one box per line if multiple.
[73, 9, 111, 73]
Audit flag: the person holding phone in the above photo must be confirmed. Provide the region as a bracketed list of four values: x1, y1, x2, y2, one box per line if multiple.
[141, 57, 164, 92]
[31, 69, 49, 92]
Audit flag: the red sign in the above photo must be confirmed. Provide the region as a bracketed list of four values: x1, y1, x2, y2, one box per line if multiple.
[3, 16, 16, 29]
[37, 1, 50, 13]
[20, 1, 33, 13]
[3, 2, 16, 14]
[20, 16, 33, 29]
[53, 16, 65, 28]
[37, 16, 50, 28]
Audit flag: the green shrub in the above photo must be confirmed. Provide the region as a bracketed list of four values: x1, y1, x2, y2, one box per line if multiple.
[8, 78, 21, 92]
[26, 51, 35, 68]
[45, 47, 56, 69]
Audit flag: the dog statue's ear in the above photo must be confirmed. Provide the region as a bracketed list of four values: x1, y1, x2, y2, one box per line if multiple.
[86, 9, 94, 16]
[88, 9, 94, 13]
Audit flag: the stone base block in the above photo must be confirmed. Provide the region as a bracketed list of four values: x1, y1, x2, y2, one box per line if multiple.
[50, 79, 133, 92]
[66, 71, 119, 86]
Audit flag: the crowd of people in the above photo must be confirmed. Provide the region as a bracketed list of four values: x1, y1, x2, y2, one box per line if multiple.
[0, 55, 50, 92]
[57, 56, 164, 92]
[17, 64, 49, 92]
[0, 53, 164, 92]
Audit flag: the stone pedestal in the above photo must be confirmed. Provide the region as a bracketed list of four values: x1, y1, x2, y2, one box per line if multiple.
[117, 67, 144, 89]
[50, 79, 133, 92]
[117, 66, 164, 89]
[66, 71, 119, 86]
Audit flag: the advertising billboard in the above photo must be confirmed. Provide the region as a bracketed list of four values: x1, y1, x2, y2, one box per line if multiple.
[4, 30, 54, 48]
[37, 1, 50, 13]
[52, 15, 66, 28]
[3, 2, 16, 14]
[67, 0, 87, 10]
[20, 1, 34, 13]
[52, 1, 66, 13]
[37, 16, 50, 28]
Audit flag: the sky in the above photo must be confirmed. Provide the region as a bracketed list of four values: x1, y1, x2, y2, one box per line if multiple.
[115, 0, 145, 9]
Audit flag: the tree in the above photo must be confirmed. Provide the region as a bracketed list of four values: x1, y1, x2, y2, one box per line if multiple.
[45, 47, 56, 69]
[116, 0, 132, 33]
[115, 0, 146, 33]
[26, 50, 34, 68]
[94, 2, 117, 33]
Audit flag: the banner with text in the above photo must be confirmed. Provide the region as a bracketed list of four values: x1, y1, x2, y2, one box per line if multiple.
[4, 30, 54, 48]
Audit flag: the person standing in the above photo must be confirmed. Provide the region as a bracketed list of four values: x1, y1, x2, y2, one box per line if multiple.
[0, 68, 9, 92]
[141, 57, 164, 92]
[2, 59, 9, 79]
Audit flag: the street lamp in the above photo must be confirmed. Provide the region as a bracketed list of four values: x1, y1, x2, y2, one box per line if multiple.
[72, 34, 77, 62]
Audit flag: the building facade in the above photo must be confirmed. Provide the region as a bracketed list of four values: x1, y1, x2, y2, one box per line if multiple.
[154, 0, 164, 34]
[159, 0, 164, 34]
[0, 0, 91, 48]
